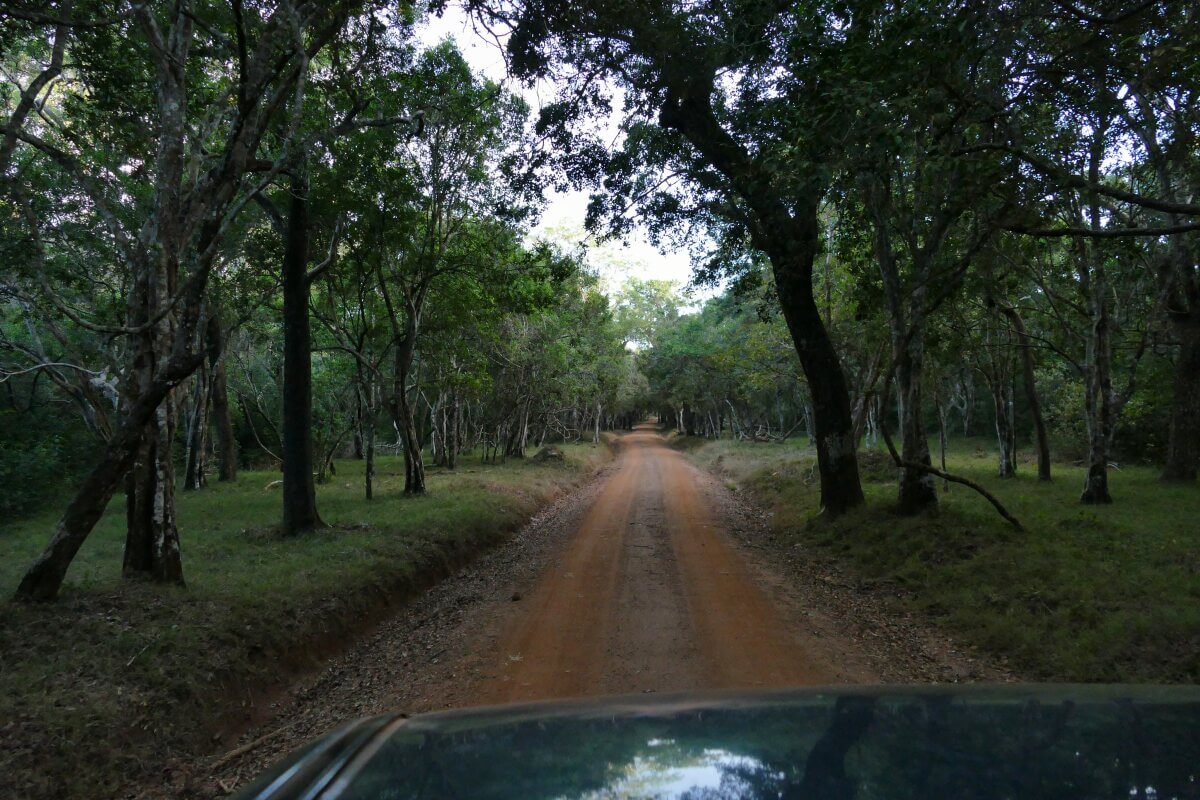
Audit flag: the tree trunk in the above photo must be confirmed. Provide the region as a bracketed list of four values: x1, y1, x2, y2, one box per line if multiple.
[999, 303, 1051, 481]
[150, 401, 184, 582]
[207, 315, 237, 482]
[123, 435, 154, 576]
[281, 171, 323, 533]
[1162, 314, 1200, 482]
[182, 366, 209, 491]
[658, 92, 862, 516]
[894, 354, 937, 513]
[518, 401, 530, 456]
[362, 377, 377, 500]
[353, 368, 366, 461]
[446, 394, 459, 470]
[122, 231, 185, 581]
[23, 434, 149, 600]
[936, 390, 949, 492]
[392, 325, 425, 495]
[1079, 140, 1114, 505]
[992, 377, 1016, 478]
[868, 189, 936, 515]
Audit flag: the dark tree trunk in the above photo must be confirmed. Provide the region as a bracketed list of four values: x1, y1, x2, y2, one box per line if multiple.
[992, 377, 1017, 478]
[281, 172, 323, 533]
[895, 353, 937, 514]
[360, 370, 377, 500]
[121, 242, 185, 582]
[183, 366, 209, 491]
[757, 206, 864, 515]
[1079, 142, 1114, 505]
[446, 394, 459, 470]
[392, 326, 425, 495]
[365, 421, 376, 500]
[123, 436, 155, 576]
[207, 315, 237, 482]
[936, 390, 949, 492]
[23, 433, 150, 600]
[1162, 315, 1200, 482]
[352, 375, 365, 460]
[123, 317, 158, 578]
[658, 91, 863, 516]
[999, 304, 1051, 481]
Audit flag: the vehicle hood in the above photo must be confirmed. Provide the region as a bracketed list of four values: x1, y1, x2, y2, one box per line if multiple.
[235, 685, 1200, 800]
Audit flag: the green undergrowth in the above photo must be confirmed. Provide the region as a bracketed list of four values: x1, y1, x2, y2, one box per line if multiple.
[686, 437, 1199, 684]
[0, 444, 609, 800]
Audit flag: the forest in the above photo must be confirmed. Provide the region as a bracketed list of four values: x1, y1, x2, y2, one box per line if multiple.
[1, 1, 1198, 799]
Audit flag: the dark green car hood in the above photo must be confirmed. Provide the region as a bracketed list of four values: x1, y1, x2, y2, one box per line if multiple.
[236, 685, 1200, 800]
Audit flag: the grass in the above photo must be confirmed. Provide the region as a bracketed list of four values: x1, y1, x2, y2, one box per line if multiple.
[685, 436, 1200, 684]
[0, 445, 609, 800]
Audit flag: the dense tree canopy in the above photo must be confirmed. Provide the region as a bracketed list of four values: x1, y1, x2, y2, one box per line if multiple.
[2, 0, 1198, 600]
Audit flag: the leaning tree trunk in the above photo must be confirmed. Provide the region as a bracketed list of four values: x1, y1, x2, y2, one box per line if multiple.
[658, 91, 863, 516]
[1162, 313, 1200, 482]
[17, 345, 201, 600]
[766, 210, 865, 515]
[280, 171, 323, 533]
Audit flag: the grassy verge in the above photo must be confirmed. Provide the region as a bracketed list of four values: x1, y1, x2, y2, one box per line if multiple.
[0, 445, 609, 800]
[684, 437, 1199, 683]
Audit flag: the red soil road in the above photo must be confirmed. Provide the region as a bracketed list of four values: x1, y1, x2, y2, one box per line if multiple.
[478, 424, 832, 704]
[187, 423, 1004, 798]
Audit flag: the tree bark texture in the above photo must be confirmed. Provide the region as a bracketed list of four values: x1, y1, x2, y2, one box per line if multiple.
[391, 322, 426, 495]
[1079, 144, 1114, 505]
[281, 172, 324, 533]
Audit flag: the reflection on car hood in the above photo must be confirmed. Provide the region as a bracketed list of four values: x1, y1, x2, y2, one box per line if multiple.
[236, 685, 1200, 800]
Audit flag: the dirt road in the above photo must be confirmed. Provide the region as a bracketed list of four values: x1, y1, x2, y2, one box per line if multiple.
[180, 426, 1005, 798]
[480, 425, 830, 702]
